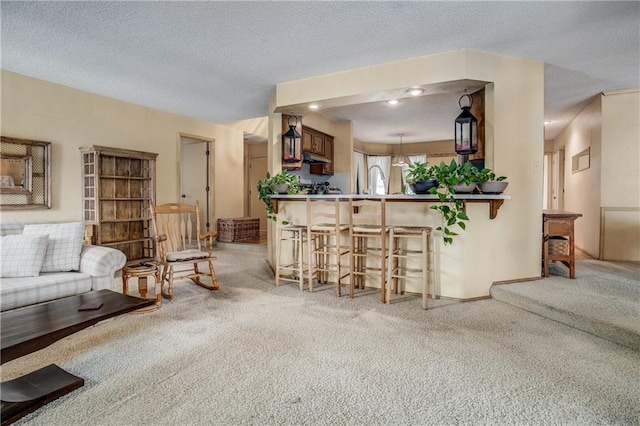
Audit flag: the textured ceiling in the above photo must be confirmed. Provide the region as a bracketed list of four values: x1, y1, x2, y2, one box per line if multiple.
[2, 2, 639, 143]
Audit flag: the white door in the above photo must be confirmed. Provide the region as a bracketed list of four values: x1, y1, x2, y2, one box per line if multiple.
[551, 149, 565, 211]
[248, 156, 268, 234]
[180, 137, 211, 233]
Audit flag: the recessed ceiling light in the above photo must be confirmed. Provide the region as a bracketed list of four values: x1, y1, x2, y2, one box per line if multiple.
[544, 120, 553, 125]
[309, 104, 320, 110]
[406, 88, 424, 96]
[386, 99, 400, 105]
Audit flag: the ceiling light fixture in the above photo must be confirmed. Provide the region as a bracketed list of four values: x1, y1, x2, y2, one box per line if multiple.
[309, 104, 320, 110]
[454, 90, 478, 155]
[386, 99, 400, 105]
[544, 120, 552, 125]
[392, 133, 411, 167]
[406, 88, 424, 96]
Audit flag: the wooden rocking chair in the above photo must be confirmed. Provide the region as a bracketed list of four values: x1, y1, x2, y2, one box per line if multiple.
[150, 202, 219, 299]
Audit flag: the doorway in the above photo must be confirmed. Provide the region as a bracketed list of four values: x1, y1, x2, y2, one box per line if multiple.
[248, 155, 268, 237]
[180, 136, 212, 233]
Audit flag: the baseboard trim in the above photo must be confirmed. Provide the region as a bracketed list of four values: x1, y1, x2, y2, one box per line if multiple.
[491, 276, 542, 286]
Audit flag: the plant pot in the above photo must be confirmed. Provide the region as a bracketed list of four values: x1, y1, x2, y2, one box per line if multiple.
[274, 184, 290, 194]
[479, 181, 508, 194]
[451, 182, 477, 193]
[409, 180, 437, 194]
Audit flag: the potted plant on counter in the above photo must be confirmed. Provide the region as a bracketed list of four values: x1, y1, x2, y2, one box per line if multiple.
[405, 161, 437, 194]
[450, 161, 479, 193]
[476, 168, 509, 194]
[257, 171, 300, 223]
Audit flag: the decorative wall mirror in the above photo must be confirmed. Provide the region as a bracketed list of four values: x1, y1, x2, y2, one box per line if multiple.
[0, 136, 51, 209]
[571, 147, 590, 174]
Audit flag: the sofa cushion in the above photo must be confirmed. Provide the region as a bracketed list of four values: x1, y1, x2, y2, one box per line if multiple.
[23, 222, 85, 272]
[0, 272, 93, 312]
[0, 234, 49, 278]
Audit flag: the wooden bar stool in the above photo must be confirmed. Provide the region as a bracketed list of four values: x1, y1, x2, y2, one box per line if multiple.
[386, 226, 434, 309]
[348, 198, 389, 301]
[275, 225, 307, 291]
[306, 198, 350, 295]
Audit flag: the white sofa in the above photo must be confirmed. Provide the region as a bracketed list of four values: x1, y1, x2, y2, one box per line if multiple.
[0, 222, 126, 311]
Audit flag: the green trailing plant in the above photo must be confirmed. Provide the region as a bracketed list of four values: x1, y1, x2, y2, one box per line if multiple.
[428, 160, 470, 245]
[257, 170, 300, 224]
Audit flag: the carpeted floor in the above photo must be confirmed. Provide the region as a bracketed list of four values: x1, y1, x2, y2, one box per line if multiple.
[3, 249, 639, 425]
[492, 259, 640, 351]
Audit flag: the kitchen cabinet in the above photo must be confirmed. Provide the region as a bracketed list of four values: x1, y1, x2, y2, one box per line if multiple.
[310, 135, 334, 175]
[302, 127, 325, 156]
[80, 145, 158, 264]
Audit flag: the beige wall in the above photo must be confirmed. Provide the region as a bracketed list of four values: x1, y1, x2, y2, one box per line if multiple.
[224, 117, 268, 139]
[0, 70, 245, 224]
[548, 90, 640, 261]
[601, 91, 640, 208]
[269, 49, 545, 299]
[551, 96, 602, 257]
[600, 90, 640, 261]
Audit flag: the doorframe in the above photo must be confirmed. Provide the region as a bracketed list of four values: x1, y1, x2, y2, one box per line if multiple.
[178, 133, 214, 232]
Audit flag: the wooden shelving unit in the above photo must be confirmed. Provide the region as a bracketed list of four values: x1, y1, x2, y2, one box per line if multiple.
[80, 145, 158, 265]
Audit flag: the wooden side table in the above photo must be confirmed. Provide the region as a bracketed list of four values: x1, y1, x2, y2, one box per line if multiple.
[542, 210, 583, 279]
[122, 263, 162, 312]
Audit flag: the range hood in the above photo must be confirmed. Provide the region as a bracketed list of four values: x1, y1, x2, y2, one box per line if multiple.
[302, 152, 332, 164]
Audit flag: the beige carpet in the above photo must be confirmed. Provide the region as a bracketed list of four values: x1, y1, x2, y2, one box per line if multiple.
[2, 249, 639, 425]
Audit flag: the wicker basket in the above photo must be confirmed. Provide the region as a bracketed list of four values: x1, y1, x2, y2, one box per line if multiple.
[548, 237, 569, 256]
[217, 217, 260, 242]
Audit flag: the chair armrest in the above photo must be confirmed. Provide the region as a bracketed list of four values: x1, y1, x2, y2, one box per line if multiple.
[79, 244, 127, 278]
[198, 231, 217, 252]
[198, 231, 217, 240]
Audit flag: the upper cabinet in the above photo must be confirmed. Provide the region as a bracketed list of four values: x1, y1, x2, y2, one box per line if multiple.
[304, 126, 334, 175]
[281, 118, 334, 175]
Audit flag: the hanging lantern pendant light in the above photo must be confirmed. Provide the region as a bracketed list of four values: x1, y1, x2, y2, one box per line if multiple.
[282, 115, 302, 162]
[455, 90, 478, 155]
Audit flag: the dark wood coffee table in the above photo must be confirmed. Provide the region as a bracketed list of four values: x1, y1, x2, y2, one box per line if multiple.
[1, 289, 154, 425]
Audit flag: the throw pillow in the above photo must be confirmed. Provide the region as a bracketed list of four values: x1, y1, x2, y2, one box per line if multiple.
[23, 222, 85, 272]
[0, 234, 49, 277]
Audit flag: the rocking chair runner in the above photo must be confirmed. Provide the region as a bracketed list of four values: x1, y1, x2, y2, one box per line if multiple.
[150, 202, 219, 299]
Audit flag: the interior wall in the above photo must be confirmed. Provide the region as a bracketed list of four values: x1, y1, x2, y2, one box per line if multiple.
[270, 49, 545, 299]
[224, 117, 268, 138]
[0, 70, 245, 224]
[550, 96, 602, 257]
[600, 90, 640, 261]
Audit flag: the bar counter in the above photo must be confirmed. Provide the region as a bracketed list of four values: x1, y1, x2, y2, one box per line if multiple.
[269, 193, 514, 300]
[271, 193, 511, 219]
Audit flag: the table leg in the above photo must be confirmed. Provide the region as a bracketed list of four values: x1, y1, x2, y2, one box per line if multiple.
[138, 276, 148, 299]
[122, 274, 129, 294]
